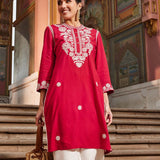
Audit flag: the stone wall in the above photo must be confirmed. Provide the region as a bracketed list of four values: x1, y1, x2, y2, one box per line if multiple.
[14, 11, 35, 83]
[9, 72, 39, 105]
[110, 79, 160, 109]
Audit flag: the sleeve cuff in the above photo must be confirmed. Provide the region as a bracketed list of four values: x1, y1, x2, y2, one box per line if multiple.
[103, 83, 114, 94]
[37, 80, 49, 92]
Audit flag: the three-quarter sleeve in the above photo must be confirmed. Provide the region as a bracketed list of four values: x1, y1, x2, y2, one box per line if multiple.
[36, 26, 55, 92]
[96, 31, 114, 94]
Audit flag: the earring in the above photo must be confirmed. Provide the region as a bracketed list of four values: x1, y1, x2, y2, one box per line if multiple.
[75, 9, 80, 21]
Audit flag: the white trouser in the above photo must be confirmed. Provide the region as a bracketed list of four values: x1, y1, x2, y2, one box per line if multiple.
[53, 148, 104, 160]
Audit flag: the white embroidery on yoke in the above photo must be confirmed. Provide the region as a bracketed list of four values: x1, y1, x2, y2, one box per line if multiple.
[58, 25, 93, 68]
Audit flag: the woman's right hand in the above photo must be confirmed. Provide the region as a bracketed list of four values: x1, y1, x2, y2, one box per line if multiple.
[35, 105, 44, 126]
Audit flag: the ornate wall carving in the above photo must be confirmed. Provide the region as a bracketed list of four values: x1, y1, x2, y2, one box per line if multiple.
[142, 0, 159, 37]
[111, 0, 142, 31]
[16, 0, 35, 19]
[109, 24, 146, 89]
[0, 0, 12, 44]
[0, 0, 12, 96]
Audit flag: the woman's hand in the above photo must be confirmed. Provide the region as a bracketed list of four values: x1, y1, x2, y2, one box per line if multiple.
[35, 105, 44, 126]
[104, 105, 113, 126]
[103, 92, 113, 126]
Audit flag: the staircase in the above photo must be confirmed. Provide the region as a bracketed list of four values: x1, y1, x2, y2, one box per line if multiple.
[0, 104, 160, 160]
[0, 104, 49, 160]
[106, 108, 160, 160]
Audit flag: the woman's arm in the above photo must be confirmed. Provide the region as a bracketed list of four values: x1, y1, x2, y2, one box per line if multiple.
[35, 89, 47, 126]
[103, 92, 113, 126]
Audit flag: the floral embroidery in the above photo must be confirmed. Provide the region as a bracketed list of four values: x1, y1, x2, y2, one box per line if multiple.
[37, 81, 49, 91]
[103, 83, 113, 93]
[57, 24, 93, 68]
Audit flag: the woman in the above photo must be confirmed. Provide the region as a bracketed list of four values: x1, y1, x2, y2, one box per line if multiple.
[36, 0, 114, 159]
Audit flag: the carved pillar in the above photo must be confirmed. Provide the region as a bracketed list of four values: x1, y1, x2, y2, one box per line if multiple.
[50, 0, 60, 25]
[142, 0, 160, 81]
[34, 0, 49, 72]
[142, 0, 159, 37]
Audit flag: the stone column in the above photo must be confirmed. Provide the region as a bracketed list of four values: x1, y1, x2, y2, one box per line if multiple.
[34, 0, 49, 72]
[142, 0, 160, 81]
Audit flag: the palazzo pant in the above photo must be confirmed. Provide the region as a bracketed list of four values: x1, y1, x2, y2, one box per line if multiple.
[53, 148, 104, 160]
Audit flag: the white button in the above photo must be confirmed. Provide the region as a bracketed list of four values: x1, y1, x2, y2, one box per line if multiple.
[96, 82, 98, 87]
[102, 133, 106, 139]
[78, 105, 82, 110]
[56, 136, 60, 141]
[56, 82, 61, 87]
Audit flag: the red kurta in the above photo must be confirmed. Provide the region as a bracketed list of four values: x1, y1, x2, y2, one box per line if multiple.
[37, 23, 114, 154]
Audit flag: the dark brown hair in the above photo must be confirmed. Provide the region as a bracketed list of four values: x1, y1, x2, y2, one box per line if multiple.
[75, 0, 82, 4]
[58, 0, 82, 5]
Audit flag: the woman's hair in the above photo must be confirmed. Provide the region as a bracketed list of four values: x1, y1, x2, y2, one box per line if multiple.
[75, 0, 82, 4]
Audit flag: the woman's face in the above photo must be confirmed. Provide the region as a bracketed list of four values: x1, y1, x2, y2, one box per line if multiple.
[58, 0, 82, 21]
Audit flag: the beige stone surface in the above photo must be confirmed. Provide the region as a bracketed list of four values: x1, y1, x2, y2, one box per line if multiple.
[0, 123, 46, 133]
[107, 149, 160, 156]
[105, 156, 160, 160]
[110, 79, 160, 109]
[9, 72, 40, 105]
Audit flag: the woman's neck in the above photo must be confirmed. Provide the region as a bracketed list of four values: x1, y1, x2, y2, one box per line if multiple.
[64, 19, 81, 27]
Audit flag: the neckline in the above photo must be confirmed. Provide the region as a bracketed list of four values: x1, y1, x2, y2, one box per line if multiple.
[63, 23, 83, 29]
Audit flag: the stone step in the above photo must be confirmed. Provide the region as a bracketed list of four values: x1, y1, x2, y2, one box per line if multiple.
[0, 138, 47, 145]
[110, 138, 160, 144]
[0, 133, 47, 145]
[0, 115, 35, 123]
[111, 144, 160, 150]
[0, 152, 53, 160]
[0, 152, 26, 159]
[0, 104, 38, 109]
[106, 149, 160, 156]
[108, 124, 160, 134]
[0, 107, 37, 116]
[0, 145, 34, 152]
[0, 123, 46, 133]
[0, 133, 46, 140]
[0, 145, 47, 152]
[111, 108, 160, 113]
[109, 128, 160, 134]
[112, 111, 160, 119]
[112, 118, 160, 125]
[112, 108, 160, 119]
[110, 133, 160, 138]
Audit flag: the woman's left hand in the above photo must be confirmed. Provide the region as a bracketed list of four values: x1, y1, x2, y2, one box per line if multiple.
[105, 105, 113, 126]
[103, 92, 113, 126]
